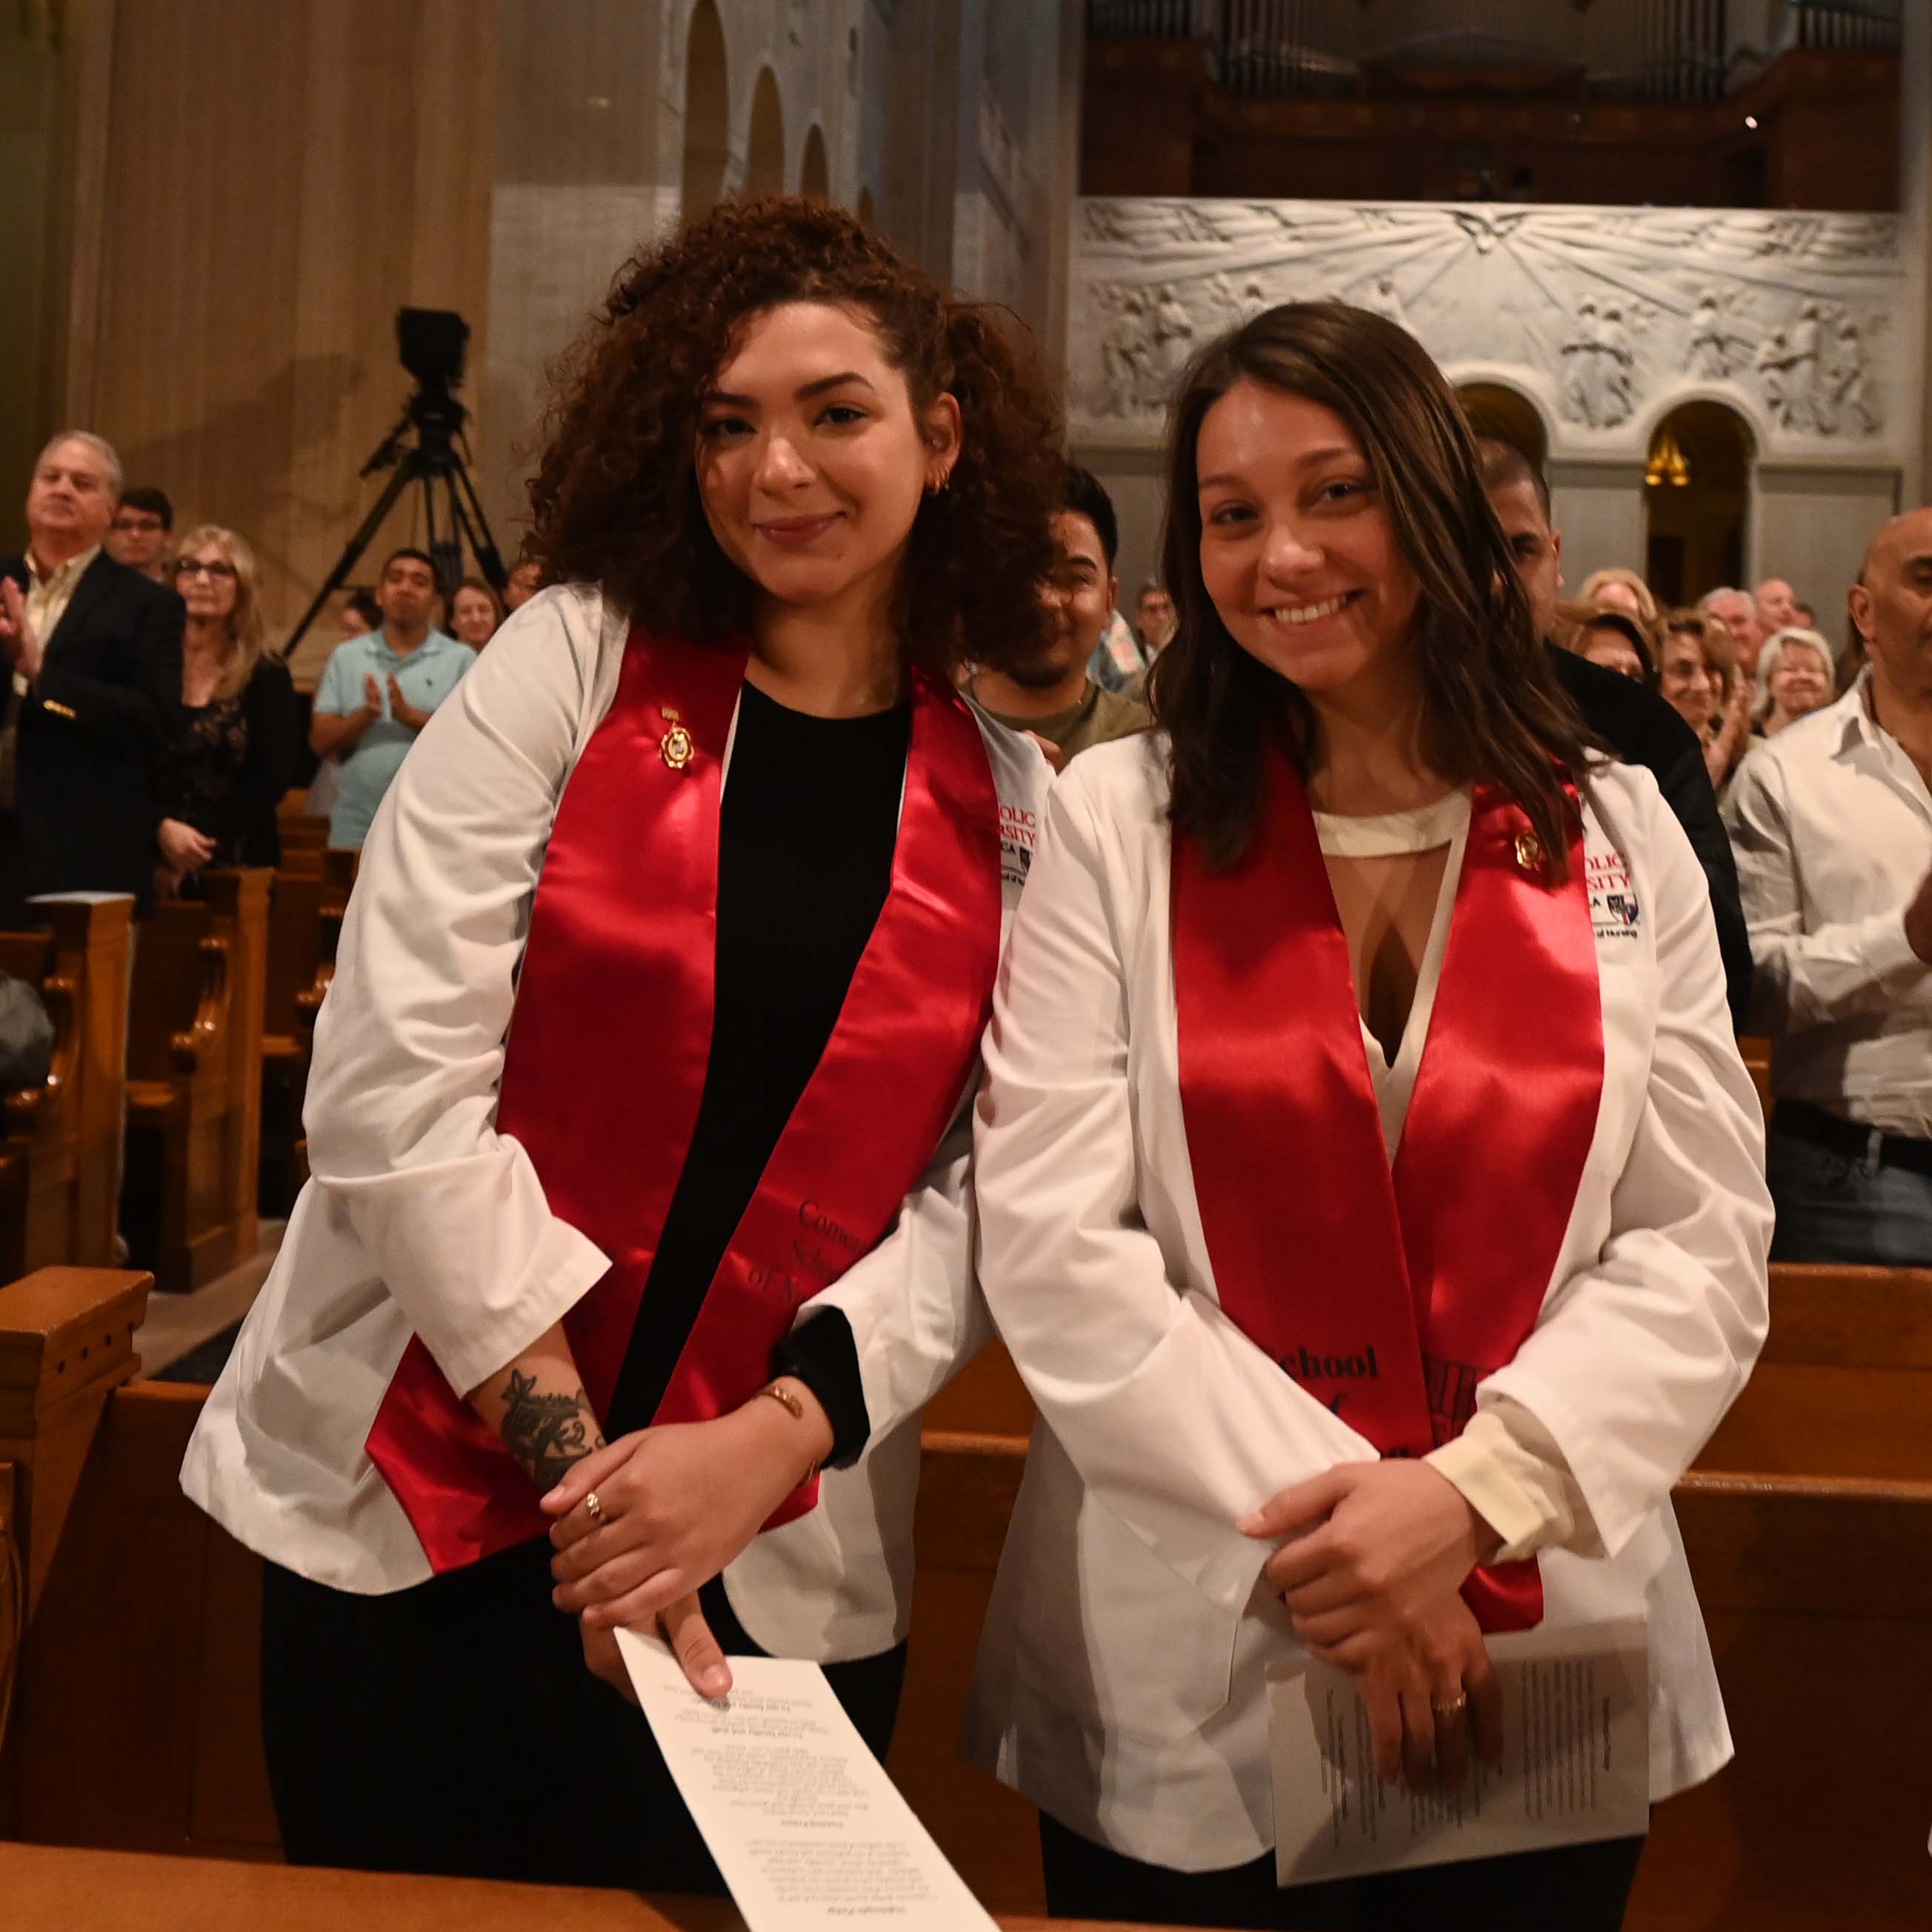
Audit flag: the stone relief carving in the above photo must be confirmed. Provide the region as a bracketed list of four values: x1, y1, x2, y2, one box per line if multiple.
[1071, 199, 1903, 450]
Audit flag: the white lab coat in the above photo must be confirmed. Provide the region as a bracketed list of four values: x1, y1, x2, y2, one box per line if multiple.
[963, 733, 1772, 1873]
[181, 583, 1049, 1663]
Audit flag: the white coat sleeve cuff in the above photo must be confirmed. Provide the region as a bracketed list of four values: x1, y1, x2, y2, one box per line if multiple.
[413, 1215, 612, 1399]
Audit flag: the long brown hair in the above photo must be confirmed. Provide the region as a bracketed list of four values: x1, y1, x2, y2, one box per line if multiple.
[527, 196, 1062, 678]
[1149, 303, 1594, 876]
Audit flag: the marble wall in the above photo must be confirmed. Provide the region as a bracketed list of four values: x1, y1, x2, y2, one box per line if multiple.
[1070, 196, 1913, 615]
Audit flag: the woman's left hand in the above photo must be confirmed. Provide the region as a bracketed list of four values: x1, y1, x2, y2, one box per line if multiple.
[1240, 1459, 1497, 1653]
[543, 1401, 823, 1630]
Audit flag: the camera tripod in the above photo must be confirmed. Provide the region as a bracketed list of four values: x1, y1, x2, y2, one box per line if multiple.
[283, 380, 510, 659]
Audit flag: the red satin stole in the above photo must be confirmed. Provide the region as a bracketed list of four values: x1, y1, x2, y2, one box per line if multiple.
[367, 629, 1003, 1574]
[1173, 753, 1602, 1630]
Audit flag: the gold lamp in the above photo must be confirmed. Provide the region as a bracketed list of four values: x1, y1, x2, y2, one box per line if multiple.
[1645, 427, 1691, 489]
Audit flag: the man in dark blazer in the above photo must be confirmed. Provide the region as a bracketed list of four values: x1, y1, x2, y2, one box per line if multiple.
[1478, 439, 1753, 1030]
[0, 432, 184, 924]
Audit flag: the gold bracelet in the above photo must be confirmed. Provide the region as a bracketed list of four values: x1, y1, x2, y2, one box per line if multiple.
[758, 1381, 805, 1422]
[756, 1382, 820, 1484]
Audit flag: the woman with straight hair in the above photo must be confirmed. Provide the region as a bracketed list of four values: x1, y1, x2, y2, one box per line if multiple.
[966, 302, 1770, 1929]
[154, 523, 297, 889]
[182, 196, 1062, 1891]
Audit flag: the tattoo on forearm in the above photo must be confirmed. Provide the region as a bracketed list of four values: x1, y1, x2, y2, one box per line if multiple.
[497, 1368, 605, 1490]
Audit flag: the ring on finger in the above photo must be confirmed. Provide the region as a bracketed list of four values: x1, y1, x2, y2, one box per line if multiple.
[583, 1490, 606, 1525]
[1430, 1691, 1468, 1722]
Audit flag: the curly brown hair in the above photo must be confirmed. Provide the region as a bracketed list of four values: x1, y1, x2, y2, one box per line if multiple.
[1150, 302, 1596, 879]
[527, 197, 1063, 677]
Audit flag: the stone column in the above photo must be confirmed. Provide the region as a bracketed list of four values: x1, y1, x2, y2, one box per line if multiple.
[1899, 0, 1931, 506]
[478, 0, 670, 550]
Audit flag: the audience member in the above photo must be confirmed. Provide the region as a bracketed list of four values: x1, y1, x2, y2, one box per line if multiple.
[309, 547, 474, 848]
[1575, 565, 1658, 624]
[1478, 438, 1751, 1025]
[969, 464, 1150, 769]
[1754, 576, 1802, 639]
[0, 431, 184, 922]
[1568, 601, 1658, 684]
[1700, 585, 1765, 676]
[1085, 606, 1145, 693]
[1725, 506, 1932, 1265]
[1135, 581, 1176, 653]
[1795, 600, 1819, 630]
[1753, 627, 1835, 739]
[449, 577, 503, 650]
[153, 526, 299, 893]
[340, 588, 382, 634]
[105, 486, 175, 582]
[502, 558, 542, 610]
[1657, 607, 1739, 788]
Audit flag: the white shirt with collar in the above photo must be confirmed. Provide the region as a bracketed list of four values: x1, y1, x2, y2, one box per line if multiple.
[962, 733, 1771, 1873]
[24, 542, 101, 645]
[180, 582, 1050, 1664]
[1724, 670, 1932, 1139]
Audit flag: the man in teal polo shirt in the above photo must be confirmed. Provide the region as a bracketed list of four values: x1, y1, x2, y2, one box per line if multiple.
[310, 547, 476, 847]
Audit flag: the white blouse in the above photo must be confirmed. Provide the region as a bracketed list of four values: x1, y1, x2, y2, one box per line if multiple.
[1310, 787, 1590, 1564]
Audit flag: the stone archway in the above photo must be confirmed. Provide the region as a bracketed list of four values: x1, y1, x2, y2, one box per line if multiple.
[800, 124, 830, 201]
[745, 67, 785, 198]
[1456, 382, 1548, 472]
[1644, 400, 1754, 605]
[681, 0, 730, 222]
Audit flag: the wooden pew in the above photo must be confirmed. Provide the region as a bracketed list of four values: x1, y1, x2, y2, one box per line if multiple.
[0, 1842, 1143, 1932]
[5, 1268, 1928, 1927]
[1695, 1262, 1932, 1483]
[259, 865, 350, 1213]
[121, 870, 270, 1293]
[276, 812, 331, 879]
[0, 897, 133, 1278]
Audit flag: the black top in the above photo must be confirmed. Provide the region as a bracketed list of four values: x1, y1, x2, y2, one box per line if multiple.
[0, 550, 184, 917]
[1547, 644, 1753, 1031]
[152, 654, 300, 869]
[604, 681, 913, 1462]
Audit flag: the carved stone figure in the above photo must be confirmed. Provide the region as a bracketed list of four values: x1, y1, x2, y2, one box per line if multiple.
[1596, 306, 1635, 428]
[1686, 291, 1730, 380]
[1824, 314, 1880, 435]
[1783, 302, 1825, 432]
[1067, 197, 1905, 445]
[1097, 289, 1152, 419]
[1151, 284, 1196, 387]
[1561, 301, 1604, 427]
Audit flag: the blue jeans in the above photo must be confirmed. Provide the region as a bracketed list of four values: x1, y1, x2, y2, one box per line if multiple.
[1767, 1127, 1932, 1268]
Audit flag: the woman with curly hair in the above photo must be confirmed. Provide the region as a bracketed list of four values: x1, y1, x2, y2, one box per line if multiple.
[967, 304, 1769, 1927]
[183, 197, 1062, 1889]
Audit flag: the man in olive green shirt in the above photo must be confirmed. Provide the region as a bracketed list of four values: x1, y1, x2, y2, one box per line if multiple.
[969, 464, 1150, 770]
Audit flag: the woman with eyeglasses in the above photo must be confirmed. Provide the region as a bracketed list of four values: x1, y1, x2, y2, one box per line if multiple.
[154, 526, 298, 893]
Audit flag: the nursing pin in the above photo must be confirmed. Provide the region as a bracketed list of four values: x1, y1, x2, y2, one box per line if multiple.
[659, 706, 695, 771]
[1513, 830, 1545, 873]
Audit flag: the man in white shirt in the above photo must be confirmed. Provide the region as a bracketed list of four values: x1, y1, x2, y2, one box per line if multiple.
[1725, 507, 1932, 1265]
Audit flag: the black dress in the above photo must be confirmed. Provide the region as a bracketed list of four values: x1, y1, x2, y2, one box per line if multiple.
[262, 682, 910, 1889]
[151, 654, 299, 870]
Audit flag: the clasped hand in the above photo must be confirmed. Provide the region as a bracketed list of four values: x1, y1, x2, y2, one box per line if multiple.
[1242, 1460, 1505, 1789]
[544, 1410, 813, 1699]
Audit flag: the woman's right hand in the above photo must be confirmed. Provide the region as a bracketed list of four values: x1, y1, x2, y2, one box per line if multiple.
[1313, 1591, 1505, 1793]
[576, 1593, 733, 1704]
[158, 818, 216, 872]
